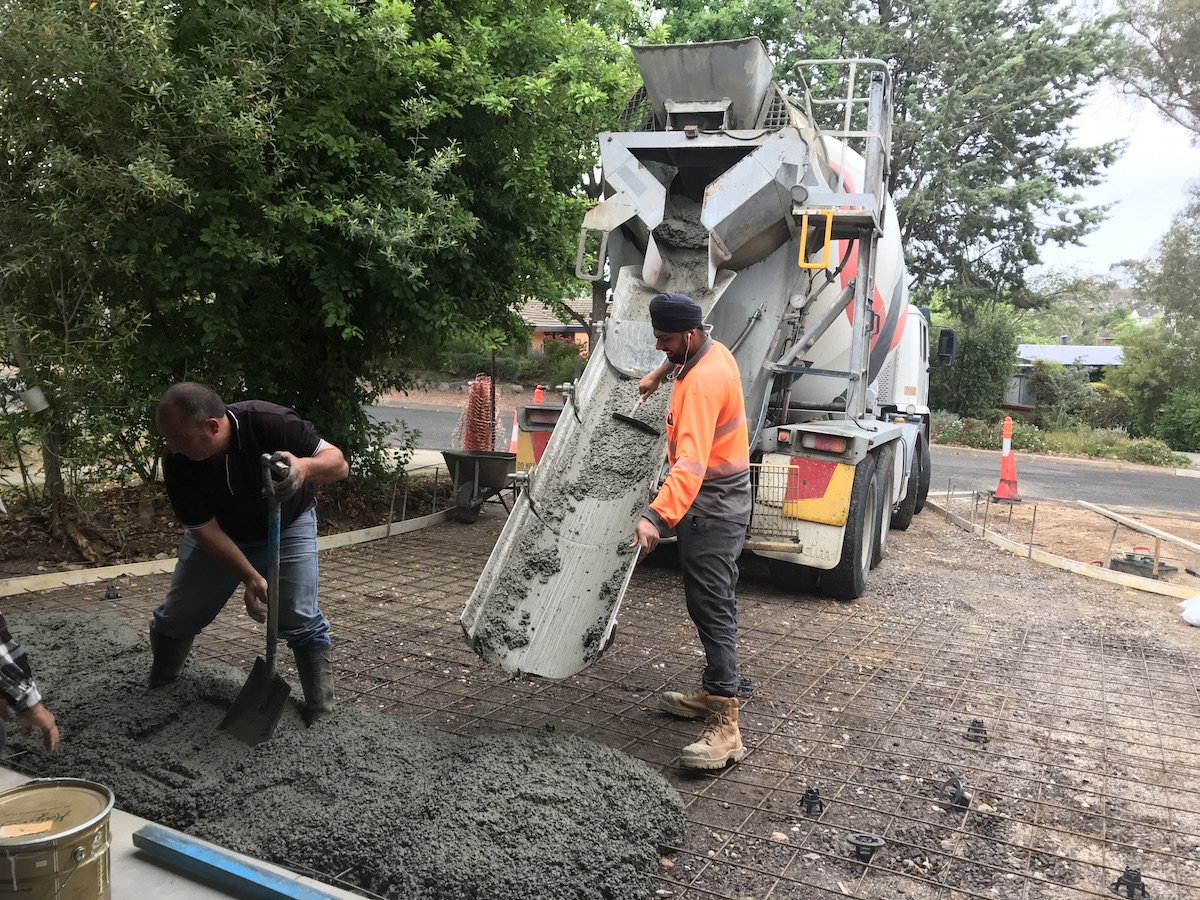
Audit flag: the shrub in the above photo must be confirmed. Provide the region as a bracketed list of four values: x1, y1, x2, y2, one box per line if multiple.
[1028, 359, 1094, 429]
[1080, 428, 1126, 459]
[1081, 383, 1133, 432]
[930, 410, 963, 443]
[929, 308, 1020, 417]
[1123, 437, 1191, 468]
[1154, 389, 1200, 452]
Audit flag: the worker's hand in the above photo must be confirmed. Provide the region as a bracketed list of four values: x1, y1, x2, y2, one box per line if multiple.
[630, 517, 660, 561]
[638, 371, 663, 403]
[17, 703, 59, 753]
[242, 574, 269, 624]
[266, 451, 302, 500]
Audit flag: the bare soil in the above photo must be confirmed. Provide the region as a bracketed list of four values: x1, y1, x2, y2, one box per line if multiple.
[943, 494, 1200, 592]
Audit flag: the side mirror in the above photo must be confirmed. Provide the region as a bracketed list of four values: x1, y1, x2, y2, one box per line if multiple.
[936, 328, 958, 367]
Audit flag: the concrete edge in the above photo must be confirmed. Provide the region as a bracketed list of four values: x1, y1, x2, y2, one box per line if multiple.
[0, 508, 457, 599]
[925, 500, 1197, 601]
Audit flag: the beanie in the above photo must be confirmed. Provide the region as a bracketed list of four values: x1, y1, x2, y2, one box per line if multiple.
[649, 292, 704, 332]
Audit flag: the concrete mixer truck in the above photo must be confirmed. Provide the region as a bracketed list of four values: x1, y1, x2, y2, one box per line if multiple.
[460, 37, 955, 679]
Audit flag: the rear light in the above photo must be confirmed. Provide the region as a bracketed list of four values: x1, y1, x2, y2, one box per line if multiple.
[800, 433, 848, 454]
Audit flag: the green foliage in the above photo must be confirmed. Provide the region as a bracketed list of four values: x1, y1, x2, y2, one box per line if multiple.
[1108, 321, 1190, 436]
[1124, 436, 1191, 467]
[1154, 389, 1200, 451]
[1027, 359, 1095, 428]
[1080, 383, 1134, 431]
[929, 306, 1020, 417]
[1116, 0, 1200, 137]
[932, 416, 1046, 452]
[1, 0, 639, 495]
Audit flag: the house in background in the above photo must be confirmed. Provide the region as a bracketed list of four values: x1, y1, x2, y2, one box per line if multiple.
[1003, 341, 1125, 418]
[519, 298, 591, 353]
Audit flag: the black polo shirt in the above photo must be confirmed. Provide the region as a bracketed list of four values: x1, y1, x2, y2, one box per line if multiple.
[163, 400, 323, 543]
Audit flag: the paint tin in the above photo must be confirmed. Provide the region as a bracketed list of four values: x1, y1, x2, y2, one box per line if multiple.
[0, 778, 115, 899]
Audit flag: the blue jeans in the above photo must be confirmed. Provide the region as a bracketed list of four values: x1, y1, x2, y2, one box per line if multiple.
[151, 507, 330, 650]
[676, 514, 745, 697]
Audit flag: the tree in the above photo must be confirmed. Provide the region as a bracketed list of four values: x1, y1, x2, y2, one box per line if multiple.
[1109, 183, 1200, 432]
[657, 0, 1122, 311]
[1116, 0, 1200, 138]
[1, 0, 639, 498]
[928, 302, 1020, 417]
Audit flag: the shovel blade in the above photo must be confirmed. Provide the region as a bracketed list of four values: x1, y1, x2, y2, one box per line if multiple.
[612, 413, 661, 436]
[219, 656, 291, 746]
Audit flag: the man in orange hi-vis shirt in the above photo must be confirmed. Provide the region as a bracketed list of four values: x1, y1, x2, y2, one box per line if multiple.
[632, 292, 752, 770]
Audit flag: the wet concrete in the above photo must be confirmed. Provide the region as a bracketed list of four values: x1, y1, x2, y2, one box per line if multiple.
[5, 613, 684, 899]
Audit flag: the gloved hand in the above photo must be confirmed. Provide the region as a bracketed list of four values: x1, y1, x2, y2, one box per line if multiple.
[267, 451, 302, 500]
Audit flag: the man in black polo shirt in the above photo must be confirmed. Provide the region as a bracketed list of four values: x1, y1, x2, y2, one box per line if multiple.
[152, 382, 349, 724]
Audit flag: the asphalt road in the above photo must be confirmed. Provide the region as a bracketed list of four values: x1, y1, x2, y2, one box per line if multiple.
[368, 403, 515, 452]
[930, 444, 1199, 518]
[367, 403, 1199, 518]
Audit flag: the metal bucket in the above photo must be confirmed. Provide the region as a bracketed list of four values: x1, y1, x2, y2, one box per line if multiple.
[0, 778, 115, 900]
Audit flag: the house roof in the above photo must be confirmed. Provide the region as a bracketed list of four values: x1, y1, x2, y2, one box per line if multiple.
[1017, 344, 1124, 366]
[519, 298, 591, 330]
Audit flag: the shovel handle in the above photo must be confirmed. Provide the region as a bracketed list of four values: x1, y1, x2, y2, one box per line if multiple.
[260, 455, 282, 671]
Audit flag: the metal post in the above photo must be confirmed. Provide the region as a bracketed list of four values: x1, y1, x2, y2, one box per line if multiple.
[1103, 522, 1119, 568]
[1152, 536, 1161, 577]
[1028, 505, 1038, 558]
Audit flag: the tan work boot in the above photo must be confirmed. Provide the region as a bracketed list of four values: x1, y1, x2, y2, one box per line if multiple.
[659, 688, 711, 719]
[680, 696, 746, 770]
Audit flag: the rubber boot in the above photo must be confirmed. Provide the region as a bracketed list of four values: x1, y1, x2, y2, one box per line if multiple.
[659, 688, 711, 719]
[680, 696, 746, 770]
[294, 644, 335, 725]
[149, 629, 194, 688]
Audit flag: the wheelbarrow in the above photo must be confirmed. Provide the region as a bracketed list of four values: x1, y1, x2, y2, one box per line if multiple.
[441, 450, 517, 523]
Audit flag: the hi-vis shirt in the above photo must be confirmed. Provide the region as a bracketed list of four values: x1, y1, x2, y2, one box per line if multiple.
[643, 336, 752, 533]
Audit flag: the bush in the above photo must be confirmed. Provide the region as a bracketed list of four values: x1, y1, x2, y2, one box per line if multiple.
[929, 410, 962, 442]
[933, 416, 1045, 452]
[1028, 359, 1094, 428]
[1123, 437, 1191, 468]
[1081, 383, 1133, 432]
[1154, 389, 1200, 452]
[928, 307, 1020, 417]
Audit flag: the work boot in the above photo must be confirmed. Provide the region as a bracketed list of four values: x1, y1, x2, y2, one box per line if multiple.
[659, 688, 711, 720]
[680, 696, 746, 770]
[293, 644, 335, 725]
[149, 629, 194, 688]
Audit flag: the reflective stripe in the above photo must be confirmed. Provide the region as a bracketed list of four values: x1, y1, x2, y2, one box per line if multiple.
[674, 458, 706, 477]
[713, 412, 747, 439]
[706, 455, 750, 478]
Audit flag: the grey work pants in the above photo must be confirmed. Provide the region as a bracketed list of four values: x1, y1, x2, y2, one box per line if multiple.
[676, 513, 746, 698]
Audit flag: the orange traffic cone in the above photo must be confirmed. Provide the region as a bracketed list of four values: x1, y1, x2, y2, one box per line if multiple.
[991, 416, 1021, 501]
[507, 408, 519, 453]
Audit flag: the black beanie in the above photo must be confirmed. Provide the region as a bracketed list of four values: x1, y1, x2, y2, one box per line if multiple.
[649, 292, 704, 332]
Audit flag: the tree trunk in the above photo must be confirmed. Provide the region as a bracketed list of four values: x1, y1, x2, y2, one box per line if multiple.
[41, 419, 66, 526]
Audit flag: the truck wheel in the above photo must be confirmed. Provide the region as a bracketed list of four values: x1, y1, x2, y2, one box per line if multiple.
[871, 446, 893, 569]
[823, 454, 878, 600]
[891, 444, 920, 531]
[768, 559, 819, 594]
[914, 430, 931, 514]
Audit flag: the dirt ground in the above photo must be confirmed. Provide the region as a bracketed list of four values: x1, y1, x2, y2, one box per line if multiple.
[942, 493, 1200, 592]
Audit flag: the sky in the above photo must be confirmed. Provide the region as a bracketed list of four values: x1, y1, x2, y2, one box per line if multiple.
[1036, 84, 1200, 278]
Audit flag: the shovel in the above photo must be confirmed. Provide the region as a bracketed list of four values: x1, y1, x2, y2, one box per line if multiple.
[219, 454, 293, 745]
[612, 397, 661, 436]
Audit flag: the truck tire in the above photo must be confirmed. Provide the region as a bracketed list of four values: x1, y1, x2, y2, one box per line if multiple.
[914, 430, 931, 514]
[823, 454, 878, 600]
[871, 446, 893, 569]
[768, 559, 819, 594]
[891, 444, 920, 531]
